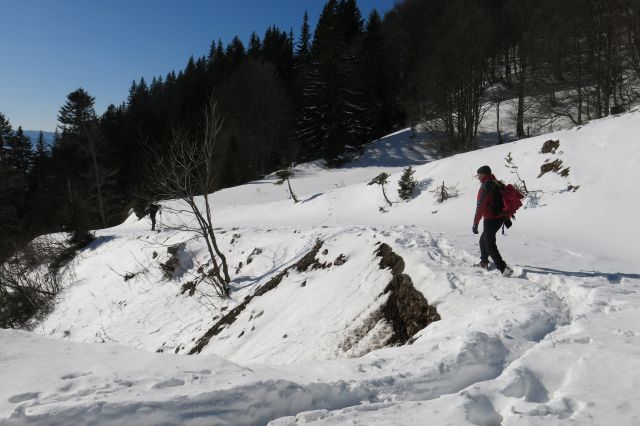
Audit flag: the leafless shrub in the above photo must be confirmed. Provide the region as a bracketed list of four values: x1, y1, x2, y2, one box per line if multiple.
[432, 181, 460, 203]
[0, 237, 68, 329]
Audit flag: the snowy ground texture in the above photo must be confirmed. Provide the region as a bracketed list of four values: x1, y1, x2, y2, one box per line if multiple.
[2, 107, 640, 425]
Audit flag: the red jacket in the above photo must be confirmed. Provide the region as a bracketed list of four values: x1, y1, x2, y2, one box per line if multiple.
[473, 174, 504, 225]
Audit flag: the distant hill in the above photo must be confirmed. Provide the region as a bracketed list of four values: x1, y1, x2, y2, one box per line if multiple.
[22, 130, 55, 148]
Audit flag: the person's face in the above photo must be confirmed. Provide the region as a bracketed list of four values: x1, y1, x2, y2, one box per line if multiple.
[476, 173, 487, 181]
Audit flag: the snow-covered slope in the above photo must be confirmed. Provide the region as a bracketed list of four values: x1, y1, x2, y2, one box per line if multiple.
[3, 110, 640, 425]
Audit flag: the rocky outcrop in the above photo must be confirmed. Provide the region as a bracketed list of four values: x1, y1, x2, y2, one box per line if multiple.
[374, 243, 441, 345]
[340, 243, 440, 355]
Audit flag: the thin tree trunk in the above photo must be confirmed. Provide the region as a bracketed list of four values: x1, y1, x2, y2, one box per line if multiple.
[286, 179, 298, 203]
[381, 184, 392, 207]
[203, 193, 230, 285]
[517, 51, 526, 138]
[67, 179, 73, 204]
[83, 125, 106, 228]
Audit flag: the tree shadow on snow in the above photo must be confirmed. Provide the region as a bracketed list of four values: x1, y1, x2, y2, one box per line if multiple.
[84, 235, 117, 251]
[230, 240, 322, 292]
[414, 178, 434, 197]
[521, 265, 640, 284]
[340, 129, 442, 169]
[300, 193, 323, 204]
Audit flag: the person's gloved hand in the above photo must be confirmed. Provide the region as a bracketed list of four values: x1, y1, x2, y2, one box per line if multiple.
[472, 224, 479, 234]
[504, 218, 513, 229]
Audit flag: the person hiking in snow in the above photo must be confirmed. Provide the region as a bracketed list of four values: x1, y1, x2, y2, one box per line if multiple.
[148, 203, 159, 231]
[472, 165, 513, 276]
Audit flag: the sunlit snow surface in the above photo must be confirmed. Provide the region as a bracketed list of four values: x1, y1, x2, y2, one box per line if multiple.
[2, 109, 640, 425]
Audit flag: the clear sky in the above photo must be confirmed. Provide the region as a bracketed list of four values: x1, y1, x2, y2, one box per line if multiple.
[0, 0, 396, 132]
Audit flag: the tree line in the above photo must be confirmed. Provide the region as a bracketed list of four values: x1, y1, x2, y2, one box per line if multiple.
[2, 0, 640, 258]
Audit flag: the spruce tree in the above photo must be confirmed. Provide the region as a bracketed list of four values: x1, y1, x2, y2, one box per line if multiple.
[398, 166, 417, 200]
[337, 0, 364, 38]
[58, 88, 107, 229]
[26, 131, 53, 233]
[0, 112, 14, 161]
[297, 10, 311, 63]
[5, 127, 33, 175]
[31, 131, 49, 182]
[248, 31, 261, 57]
[298, 0, 366, 164]
[360, 9, 394, 140]
[262, 26, 294, 84]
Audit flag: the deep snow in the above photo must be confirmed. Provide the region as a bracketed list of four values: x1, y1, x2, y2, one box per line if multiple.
[2, 108, 640, 425]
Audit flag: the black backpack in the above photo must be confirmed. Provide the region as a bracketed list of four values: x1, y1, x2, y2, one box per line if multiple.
[483, 180, 505, 215]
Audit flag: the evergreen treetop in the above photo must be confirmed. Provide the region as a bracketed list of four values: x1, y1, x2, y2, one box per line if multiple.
[398, 166, 417, 201]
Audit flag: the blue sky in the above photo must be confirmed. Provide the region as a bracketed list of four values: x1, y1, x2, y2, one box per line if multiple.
[0, 0, 396, 132]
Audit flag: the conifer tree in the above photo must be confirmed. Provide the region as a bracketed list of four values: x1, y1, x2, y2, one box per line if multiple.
[337, 0, 364, 38]
[360, 9, 394, 140]
[5, 127, 33, 175]
[297, 10, 312, 63]
[248, 31, 261, 57]
[26, 131, 54, 232]
[226, 36, 246, 71]
[35, 131, 46, 156]
[262, 26, 295, 84]
[30, 131, 49, 182]
[0, 113, 13, 162]
[58, 88, 107, 229]
[398, 166, 417, 201]
[298, 0, 366, 164]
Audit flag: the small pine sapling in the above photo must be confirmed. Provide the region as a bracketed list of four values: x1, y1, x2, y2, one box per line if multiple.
[274, 168, 298, 203]
[397, 166, 417, 201]
[368, 172, 393, 207]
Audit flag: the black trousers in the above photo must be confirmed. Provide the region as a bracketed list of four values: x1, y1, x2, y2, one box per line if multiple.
[150, 214, 157, 231]
[480, 218, 506, 272]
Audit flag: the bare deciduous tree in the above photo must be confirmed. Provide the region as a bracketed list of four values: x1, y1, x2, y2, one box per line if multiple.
[150, 97, 231, 298]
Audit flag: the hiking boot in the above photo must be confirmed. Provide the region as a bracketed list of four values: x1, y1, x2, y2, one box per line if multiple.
[474, 262, 489, 269]
[502, 266, 514, 277]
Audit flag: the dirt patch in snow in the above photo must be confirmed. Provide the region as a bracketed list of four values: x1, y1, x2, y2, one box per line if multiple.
[538, 159, 564, 178]
[540, 139, 560, 154]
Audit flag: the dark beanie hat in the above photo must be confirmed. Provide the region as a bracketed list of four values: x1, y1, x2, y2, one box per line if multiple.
[477, 165, 491, 175]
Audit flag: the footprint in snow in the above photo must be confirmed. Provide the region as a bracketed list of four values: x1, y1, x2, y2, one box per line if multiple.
[184, 369, 212, 375]
[8, 392, 40, 403]
[61, 372, 92, 380]
[151, 378, 185, 389]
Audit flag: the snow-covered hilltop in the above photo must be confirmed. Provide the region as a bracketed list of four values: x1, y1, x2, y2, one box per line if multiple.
[2, 110, 640, 425]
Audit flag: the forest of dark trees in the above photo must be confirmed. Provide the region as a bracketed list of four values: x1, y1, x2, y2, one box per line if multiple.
[2, 0, 640, 258]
